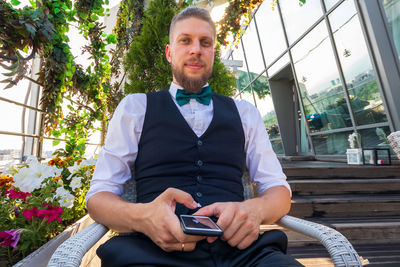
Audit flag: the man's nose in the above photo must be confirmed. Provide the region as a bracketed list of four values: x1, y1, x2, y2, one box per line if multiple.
[189, 40, 201, 55]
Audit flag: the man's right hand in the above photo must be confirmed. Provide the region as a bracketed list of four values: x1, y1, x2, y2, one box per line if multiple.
[136, 188, 205, 252]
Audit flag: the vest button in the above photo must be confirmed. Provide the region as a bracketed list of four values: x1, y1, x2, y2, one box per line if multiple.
[196, 192, 203, 198]
[196, 175, 202, 182]
[197, 140, 203, 146]
[197, 160, 203, 166]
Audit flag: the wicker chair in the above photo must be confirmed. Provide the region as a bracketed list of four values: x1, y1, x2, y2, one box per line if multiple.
[48, 175, 364, 267]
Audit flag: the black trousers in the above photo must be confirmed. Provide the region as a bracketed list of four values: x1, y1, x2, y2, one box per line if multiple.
[97, 230, 304, 267]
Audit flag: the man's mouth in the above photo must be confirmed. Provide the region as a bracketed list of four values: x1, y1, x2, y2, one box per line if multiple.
[184, 61, 204, 70]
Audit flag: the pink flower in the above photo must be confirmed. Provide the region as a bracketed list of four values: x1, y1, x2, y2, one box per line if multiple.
[5, 189, 31, 200]
[0, 229, 23, 248]
[22, 204, 63, 223]
[22, 206, 39, 220]
[37, 204, 63, 223]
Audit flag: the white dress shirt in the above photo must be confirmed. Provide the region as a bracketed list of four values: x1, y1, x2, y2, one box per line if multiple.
[86, 82, 290, 202]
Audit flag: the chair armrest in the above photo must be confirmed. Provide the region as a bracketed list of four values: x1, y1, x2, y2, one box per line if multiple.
[47, 222, 108, 267]
[277, 215, 363, 267]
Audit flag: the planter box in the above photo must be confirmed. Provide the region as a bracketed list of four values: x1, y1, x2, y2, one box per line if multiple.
[13, 215, 95, 267]
[346, 148, 363, 165]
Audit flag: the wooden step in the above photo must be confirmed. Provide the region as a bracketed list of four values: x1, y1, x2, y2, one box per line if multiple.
[262, 216, 400, 246]
[283, 165, 400, 179]
[288, 243, 400, 267]
[290, 194, 400, 218]
[289, 178, 400, 195]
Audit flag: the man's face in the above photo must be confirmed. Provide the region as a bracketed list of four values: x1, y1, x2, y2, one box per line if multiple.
[166, 17, 215, 93]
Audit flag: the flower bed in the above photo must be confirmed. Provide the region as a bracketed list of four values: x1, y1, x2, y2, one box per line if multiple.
[0, 156, 95, 266]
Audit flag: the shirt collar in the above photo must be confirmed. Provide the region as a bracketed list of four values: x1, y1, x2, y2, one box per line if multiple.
[169, 82, 209, 100]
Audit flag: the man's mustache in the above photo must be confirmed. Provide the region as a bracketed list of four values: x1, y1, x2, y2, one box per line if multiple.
[184, 58, 205, 66]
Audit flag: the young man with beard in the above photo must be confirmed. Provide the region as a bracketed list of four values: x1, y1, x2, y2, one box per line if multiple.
[86, 6, 303, 267]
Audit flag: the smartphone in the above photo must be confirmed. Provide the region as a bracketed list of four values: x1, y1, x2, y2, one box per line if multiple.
[180, 215, 223, 236]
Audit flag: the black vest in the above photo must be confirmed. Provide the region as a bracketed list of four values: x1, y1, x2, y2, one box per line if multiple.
[134, 90, 245, 215]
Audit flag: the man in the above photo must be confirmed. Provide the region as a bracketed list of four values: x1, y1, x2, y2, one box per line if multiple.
[87, 6, 303, 267]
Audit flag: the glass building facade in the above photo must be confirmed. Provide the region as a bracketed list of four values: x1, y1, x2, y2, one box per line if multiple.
[231, 0, 400, 158]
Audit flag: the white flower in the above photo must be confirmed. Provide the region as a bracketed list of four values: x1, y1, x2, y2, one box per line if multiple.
[1, 161, 17, 176]
[13, 167, 44, 193]
[67, 162, 81, 174]
[85, 169, 92, 178]
[70, 176, 82, 191]
[26, 155, 39, 166]
[348, 132, 360, 149]
[81, 157, 96, 167]
[55, 187, 74, 208]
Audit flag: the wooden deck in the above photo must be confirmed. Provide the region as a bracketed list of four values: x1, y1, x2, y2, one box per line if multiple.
[288, 243, 400, 267]
[280, 160, 400, 266]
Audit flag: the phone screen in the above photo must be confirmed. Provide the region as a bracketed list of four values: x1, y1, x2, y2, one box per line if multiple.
[181, 215, 219, 230]
[180, 215, 223, 236]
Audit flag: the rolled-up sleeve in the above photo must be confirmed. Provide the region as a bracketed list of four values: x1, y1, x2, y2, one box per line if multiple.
[235, 100, 291, 196]
[86, 94, 146, 203]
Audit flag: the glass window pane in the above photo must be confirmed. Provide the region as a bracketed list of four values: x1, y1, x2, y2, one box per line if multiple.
[232, 44, 250, 91]
[271, 139, 284, 154]
[292, 22, 351, 133]
[242, 20, 265, 78]
[85, 144, 101, 158]
[330, 0, 388, 126]
[240, 88, 256, 106]
[251, 77, 281, 138]
[41, 138, 66, 159]
[324, 0, 340, 11]
[0, 100, 25, 133]
[255, 2, 287, 65]
[279, 0, 323, 44]
[312, 130, 353, 155]
[0, 134, 23, 167]
[0, 73, 30, 104]
[359, 126, 393, 151]
[382, 0, 400, 60]
[268, 53, 290, 77]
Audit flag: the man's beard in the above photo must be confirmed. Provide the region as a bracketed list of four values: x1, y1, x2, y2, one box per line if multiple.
[172, 59, 212, 93]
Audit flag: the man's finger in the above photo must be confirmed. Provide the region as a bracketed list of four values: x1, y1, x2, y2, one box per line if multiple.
[193, 202, 221, 217]
[163, 188, 198, 209]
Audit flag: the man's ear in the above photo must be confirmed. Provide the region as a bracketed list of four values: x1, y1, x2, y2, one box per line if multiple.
[165, 44, 172, 63]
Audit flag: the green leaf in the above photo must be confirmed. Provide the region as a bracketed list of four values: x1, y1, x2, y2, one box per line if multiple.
[11, 0, 21, 6]
[106, 34, 117, 44]
[53, 140, 61, 146]
[88, 22, 95, 28]
[54, 8, 61, 14]
[79, 12, 89, 20]
[77, 138, 86, 146]
[90, 14, 99, 21]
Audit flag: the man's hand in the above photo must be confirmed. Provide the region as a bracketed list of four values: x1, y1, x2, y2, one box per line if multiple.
[137, 188, 205, 252]
[194, 201, 261, 250]
[194, 186, 291, 250]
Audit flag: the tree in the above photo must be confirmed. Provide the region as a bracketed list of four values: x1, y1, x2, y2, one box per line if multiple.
[123, 0, 236, 96]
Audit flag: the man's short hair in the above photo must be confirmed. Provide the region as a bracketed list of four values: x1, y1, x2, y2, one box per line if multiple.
[169, 6, 216, 43]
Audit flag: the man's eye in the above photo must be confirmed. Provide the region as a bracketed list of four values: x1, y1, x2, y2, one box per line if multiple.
[180, 39, 189, 43]
[202, 40, 211, 46]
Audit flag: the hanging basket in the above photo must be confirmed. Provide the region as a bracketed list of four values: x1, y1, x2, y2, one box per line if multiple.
[387, 131, 400, 160]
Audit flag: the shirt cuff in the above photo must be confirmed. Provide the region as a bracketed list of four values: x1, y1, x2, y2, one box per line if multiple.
[256, 181, 292, 197]
[85, 181, 124, 204]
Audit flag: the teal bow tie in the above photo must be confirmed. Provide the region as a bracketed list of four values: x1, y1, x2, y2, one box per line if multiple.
[176, 86, 212, 106]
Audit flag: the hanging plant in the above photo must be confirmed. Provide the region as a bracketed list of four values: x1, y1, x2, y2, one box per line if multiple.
[0, 0, 118, 158]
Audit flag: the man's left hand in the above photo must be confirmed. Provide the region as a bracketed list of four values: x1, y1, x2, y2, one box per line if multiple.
[194, 201, 261, 250]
